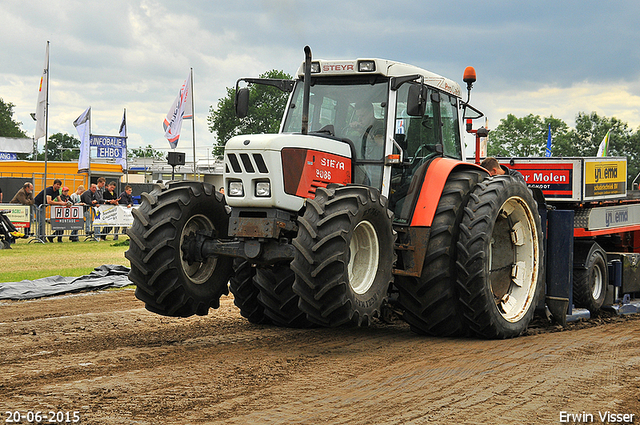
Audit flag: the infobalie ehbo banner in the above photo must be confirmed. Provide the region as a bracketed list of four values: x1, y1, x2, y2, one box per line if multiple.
[90, 135, 126, 160]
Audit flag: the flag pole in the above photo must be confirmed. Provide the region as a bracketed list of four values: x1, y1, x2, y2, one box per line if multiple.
[43, 41, 50, 189]
[123, 108, 128, 183]
[190, 68, 197, 181]
[88, 109, 92, 185]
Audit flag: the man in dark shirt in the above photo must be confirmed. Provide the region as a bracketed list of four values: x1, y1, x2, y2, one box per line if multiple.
[118, 185, 133, 207]
[101, 181, 119, 240]
[34, 179, 62, 206]
[81, 184, 98, 240]
[34, 179, 66, 242]
[93, 177, 107, 240]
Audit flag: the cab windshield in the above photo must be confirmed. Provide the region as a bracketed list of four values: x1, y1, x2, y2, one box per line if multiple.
[282, 77, 389, 188]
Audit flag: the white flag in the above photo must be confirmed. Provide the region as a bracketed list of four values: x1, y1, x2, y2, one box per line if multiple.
[163, 72, 193, 149]
[34, 42, 49, 140]
[117, 109, 127, 170]
[596, 129, 610, 157]
[74, 107, 91, 172]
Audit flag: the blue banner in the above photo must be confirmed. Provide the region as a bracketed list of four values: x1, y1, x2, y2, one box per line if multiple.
[90, 135, 126, 148]
[96, 147, 125, 158]
[0, 152, 18, 160]
[90, 135, 126, 160]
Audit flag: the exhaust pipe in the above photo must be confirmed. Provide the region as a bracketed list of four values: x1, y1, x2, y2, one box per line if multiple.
[302, 46, 312, 135]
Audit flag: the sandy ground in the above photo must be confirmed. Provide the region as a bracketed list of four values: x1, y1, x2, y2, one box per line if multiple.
[0, 289, 639, 424]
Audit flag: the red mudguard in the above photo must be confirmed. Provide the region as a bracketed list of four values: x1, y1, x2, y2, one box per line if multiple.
[410, 157, 486, 227]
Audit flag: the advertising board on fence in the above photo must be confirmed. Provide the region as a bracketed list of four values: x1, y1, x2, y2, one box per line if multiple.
[92, 205, 138, 227]
[3, 204, 31, 227]
[51, 206, 83, 230]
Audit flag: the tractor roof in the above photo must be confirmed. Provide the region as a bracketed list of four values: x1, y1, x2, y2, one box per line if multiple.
[296, 58, 462, 98]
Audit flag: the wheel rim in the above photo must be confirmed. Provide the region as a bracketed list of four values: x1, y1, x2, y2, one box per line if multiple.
[488, 196, 539, 322]
[180, 214, 218, 284]
[592, 260, 604, 300]
[348, 220, 379, 295]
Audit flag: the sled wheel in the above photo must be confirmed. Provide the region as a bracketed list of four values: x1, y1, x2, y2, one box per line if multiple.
[456, 176, 543, 338]
[291, 185, 395, 327]
[573, 241, 608, 313]
[229, 258, 270, 324]
[126, 181, 233, 317]
[396, 169, 484, 336]
[254, 264, 313, 328]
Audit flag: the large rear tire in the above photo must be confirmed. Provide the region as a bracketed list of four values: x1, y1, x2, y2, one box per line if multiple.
[126, 181, 233, 317]
[456, 176, 543, 338]
[291, 185, 395, 327]
[395, 170, 484, 336]
[573, 241, 608, 313]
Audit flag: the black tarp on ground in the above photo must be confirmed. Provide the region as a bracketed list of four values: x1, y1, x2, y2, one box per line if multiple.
[0, 265, 132, 300]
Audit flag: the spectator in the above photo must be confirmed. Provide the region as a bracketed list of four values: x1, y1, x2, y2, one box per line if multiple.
[117, 185, 134, 241]
[34, 179, 66, 242]
[0, 185, 3, 203]
[52, 186, 72, 242]
[10, 182, 35, 205]
[69, 186, 85, 242]
[480, 157, 524, 181]
[70, 185, 84, 204]
[118, 185, 133, 207]
[101, 181, 119, 240]
[81, 183, 98, 206]
[9, 182, 35, 236]
[94, 177, 107, 239]
[81, 183, 98, 240]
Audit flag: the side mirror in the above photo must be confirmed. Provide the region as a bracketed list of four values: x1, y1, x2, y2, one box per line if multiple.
[235, 87, 250, 118]
[406, 84, 425, 116]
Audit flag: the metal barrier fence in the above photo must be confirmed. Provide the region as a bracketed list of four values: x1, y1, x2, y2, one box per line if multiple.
[4, 203, 137, 243]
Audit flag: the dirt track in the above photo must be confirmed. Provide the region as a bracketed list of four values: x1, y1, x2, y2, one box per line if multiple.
[0, 289, 639, 424]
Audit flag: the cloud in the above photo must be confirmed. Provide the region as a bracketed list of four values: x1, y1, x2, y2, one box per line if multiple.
[1, 0, 640, 162]
[478, 78, 640, 130]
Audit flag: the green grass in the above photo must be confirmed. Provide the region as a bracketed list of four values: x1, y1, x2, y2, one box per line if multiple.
[0, 237, 130, 283]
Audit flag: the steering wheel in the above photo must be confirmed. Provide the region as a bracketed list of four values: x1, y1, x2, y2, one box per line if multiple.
[360, 125, 374, 158]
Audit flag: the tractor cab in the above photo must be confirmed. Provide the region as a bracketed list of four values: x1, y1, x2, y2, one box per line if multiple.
[275, 58, 472, 224]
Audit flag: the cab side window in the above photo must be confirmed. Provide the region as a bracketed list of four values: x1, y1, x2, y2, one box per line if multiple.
[395, 84, 439, 158]
[440, 93, 461, 159]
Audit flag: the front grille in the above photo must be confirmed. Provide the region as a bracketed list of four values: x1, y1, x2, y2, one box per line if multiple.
[226, 152, 269, 174]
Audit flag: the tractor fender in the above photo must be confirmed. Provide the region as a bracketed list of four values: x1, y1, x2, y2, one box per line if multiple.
[410, 158, 488, 227]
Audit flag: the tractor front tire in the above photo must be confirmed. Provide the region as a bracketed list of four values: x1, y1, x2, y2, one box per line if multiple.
[291, 185, 395, 327]
[254, 264, 313, 328]
[126, 181, 233, 317]
[229, 258, 270, 324]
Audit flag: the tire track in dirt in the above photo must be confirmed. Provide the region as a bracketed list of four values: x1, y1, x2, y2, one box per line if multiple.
[0, 289, 638, 424]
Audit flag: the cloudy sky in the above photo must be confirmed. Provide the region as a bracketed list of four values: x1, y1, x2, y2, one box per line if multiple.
[2, 0, 640, 161]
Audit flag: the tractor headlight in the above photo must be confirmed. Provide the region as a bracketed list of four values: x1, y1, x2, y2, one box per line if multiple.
[358, 60, 376, 72]
[255, 181, 271, 197]
[228, 181, 244, 197]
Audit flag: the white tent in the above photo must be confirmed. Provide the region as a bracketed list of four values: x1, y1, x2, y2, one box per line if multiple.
[0, 137, 32, 154]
